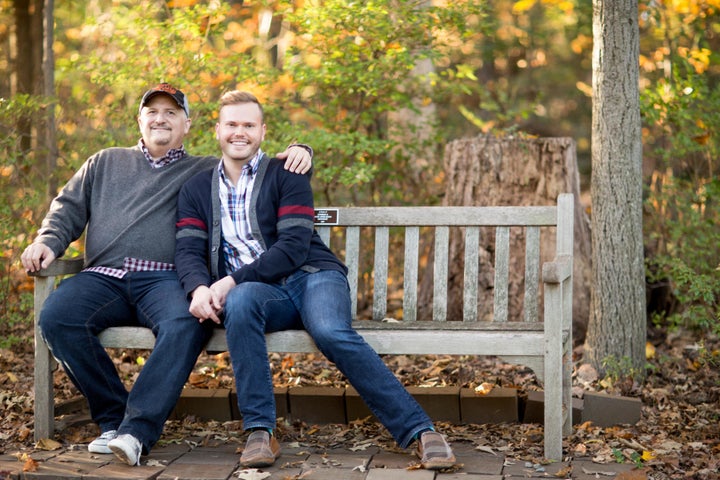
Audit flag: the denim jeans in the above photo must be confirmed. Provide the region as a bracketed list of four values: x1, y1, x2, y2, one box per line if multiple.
[39, 271, 212, 453]
[223, 269, 433, 449]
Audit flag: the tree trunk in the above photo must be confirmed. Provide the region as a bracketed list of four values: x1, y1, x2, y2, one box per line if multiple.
[43, 0, 57, 200]
[423, 135, 591, 343]
[586, 0, 646, 377]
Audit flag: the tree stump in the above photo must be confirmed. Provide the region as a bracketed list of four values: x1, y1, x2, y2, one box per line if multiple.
[419, 135, 591, 343]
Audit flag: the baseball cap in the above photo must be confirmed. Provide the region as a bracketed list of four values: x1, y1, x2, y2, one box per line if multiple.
[139, 83, 190, 116]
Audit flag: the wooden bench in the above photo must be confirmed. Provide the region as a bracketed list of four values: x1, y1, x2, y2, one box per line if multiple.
[32, 193, 574, 460]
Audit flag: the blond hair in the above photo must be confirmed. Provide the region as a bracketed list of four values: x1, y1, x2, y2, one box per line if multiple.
[218, 90, 264, 120]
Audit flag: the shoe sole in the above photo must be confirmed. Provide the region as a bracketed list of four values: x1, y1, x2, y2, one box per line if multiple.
[240, 456, 278, 468]
[87, 445, 113, 454]
[421, 459, 456, 470]
[109, 445, 139, 466]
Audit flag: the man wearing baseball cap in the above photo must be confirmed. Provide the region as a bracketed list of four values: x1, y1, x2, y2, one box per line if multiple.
[21, 83, 312, 464]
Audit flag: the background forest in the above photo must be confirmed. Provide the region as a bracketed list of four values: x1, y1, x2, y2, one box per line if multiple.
[1, 0, 719, 360]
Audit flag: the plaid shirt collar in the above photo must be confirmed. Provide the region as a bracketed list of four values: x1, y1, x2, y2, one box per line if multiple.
[138, 139, 187, 168]
[218, 149, 263, 184]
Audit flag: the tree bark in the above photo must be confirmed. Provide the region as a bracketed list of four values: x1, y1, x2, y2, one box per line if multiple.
[586, 0, 646, 376]
[424, 135, 591, 343]
[43, 0, 57, 200]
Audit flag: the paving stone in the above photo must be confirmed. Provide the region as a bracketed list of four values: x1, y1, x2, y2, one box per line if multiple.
[369, 451, 417, 470]
[522, 390, 583, 425]
[157, 462, 236, 480]
[437, 474, 502, 480]
[233, 466, 303, 479]
[345, 386, 378, 422]
[146, 443, 194, 465]
[22, 459, 95, 480]
[171, 449, 239, 466]
[304, 452, 370, 470]
[460, 387, 518, 424]
[0, 459, 22, 479]
[452, 451, 504, 475]
[173, 389, 232, 422]
[501, 458, 572, 478]
[288, 386, 346, 424]
[366, 468, 435, 479]
[407, 386, 461, 423]
[82, 462, 165, 479]
[300, 467, 368, 479]
[581, 391, 641, 427]
[322, 444, 382, 456]
[571, 459, 637, 479]
[50, 450, 112, 470]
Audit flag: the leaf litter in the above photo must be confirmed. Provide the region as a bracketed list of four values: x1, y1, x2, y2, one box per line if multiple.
[0, 325, 718, 479]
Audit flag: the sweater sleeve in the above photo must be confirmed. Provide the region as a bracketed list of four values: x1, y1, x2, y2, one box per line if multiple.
[175, 176, 214, 297]
[230, 166, 315, 285]
[33, 156, 94, 260]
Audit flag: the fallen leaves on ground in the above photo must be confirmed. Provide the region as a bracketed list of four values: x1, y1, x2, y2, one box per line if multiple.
[0, 327, 718, 478]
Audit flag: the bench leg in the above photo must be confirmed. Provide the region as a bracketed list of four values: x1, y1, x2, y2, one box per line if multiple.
[543, 281, 565, 461]
[34, 276, 56, 441]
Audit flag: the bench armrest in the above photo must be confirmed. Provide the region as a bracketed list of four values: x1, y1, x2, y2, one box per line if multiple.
[542, 254, 573, 284]
[28, 257, 85, 278]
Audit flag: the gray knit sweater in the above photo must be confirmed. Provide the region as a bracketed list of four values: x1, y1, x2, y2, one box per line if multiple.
[35, 146, 217, 269]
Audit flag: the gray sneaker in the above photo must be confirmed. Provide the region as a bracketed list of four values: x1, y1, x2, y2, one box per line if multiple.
[108, 433, 142, 466]
[87, 430, 117, 454]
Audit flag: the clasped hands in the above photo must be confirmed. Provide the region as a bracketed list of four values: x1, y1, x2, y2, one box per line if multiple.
[189, 276, 236, 324]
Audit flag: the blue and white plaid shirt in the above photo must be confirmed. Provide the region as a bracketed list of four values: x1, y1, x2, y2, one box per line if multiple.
[218, 150, 266, 273]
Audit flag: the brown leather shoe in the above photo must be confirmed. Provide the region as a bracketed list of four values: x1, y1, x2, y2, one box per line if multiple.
[240, 430, 281, 468]
[415, 431, 456, 470]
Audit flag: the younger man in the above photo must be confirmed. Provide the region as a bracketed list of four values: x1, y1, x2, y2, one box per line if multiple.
[174, 91, 456, 470]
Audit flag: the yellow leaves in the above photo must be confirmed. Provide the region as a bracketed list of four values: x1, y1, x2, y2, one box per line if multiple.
[474, 382, 495, 395]
[34, 437, 62, 451]
[678, 46, 711, 74]
[512, 0, 574, 14]
[645, 342, 656, 360]
[641, 450, 656, 461]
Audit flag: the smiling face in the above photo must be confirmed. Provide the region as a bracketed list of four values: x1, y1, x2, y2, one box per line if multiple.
[215, 102, 266, 164]
[137, 95, 190, 158]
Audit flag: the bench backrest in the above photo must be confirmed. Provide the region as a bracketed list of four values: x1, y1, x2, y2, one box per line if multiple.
[313, 193, 573, 325]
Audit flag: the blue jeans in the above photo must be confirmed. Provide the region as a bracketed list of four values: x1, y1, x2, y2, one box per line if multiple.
[39, 271, 212, 453]
[223, 269, 433, 449]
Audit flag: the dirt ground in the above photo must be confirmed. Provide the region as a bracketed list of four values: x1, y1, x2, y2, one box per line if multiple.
[1, 320, 718, 479]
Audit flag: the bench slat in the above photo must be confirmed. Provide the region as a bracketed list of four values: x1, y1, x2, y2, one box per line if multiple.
[524, 226, 540, 323]
[373, 226, 389, 321]
[403, 227, 420, 322]
[345, 226, 360, 320]
[493, 226, 510, 322]
[98, 325, 561, 358]
[326, 206, 557, 226]
[463, 226, 480, 322]
[432, 226, 449, 322]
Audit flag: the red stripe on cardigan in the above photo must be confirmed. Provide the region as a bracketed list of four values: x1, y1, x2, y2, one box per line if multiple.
[278, 205, 315, 217]
[176, 217, 207, 230]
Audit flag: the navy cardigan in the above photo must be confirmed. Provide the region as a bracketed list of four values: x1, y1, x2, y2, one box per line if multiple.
[175, 154, 346, 297]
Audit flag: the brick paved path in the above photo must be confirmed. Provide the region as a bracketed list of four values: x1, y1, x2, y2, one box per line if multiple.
[0, 438, 636, 480]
